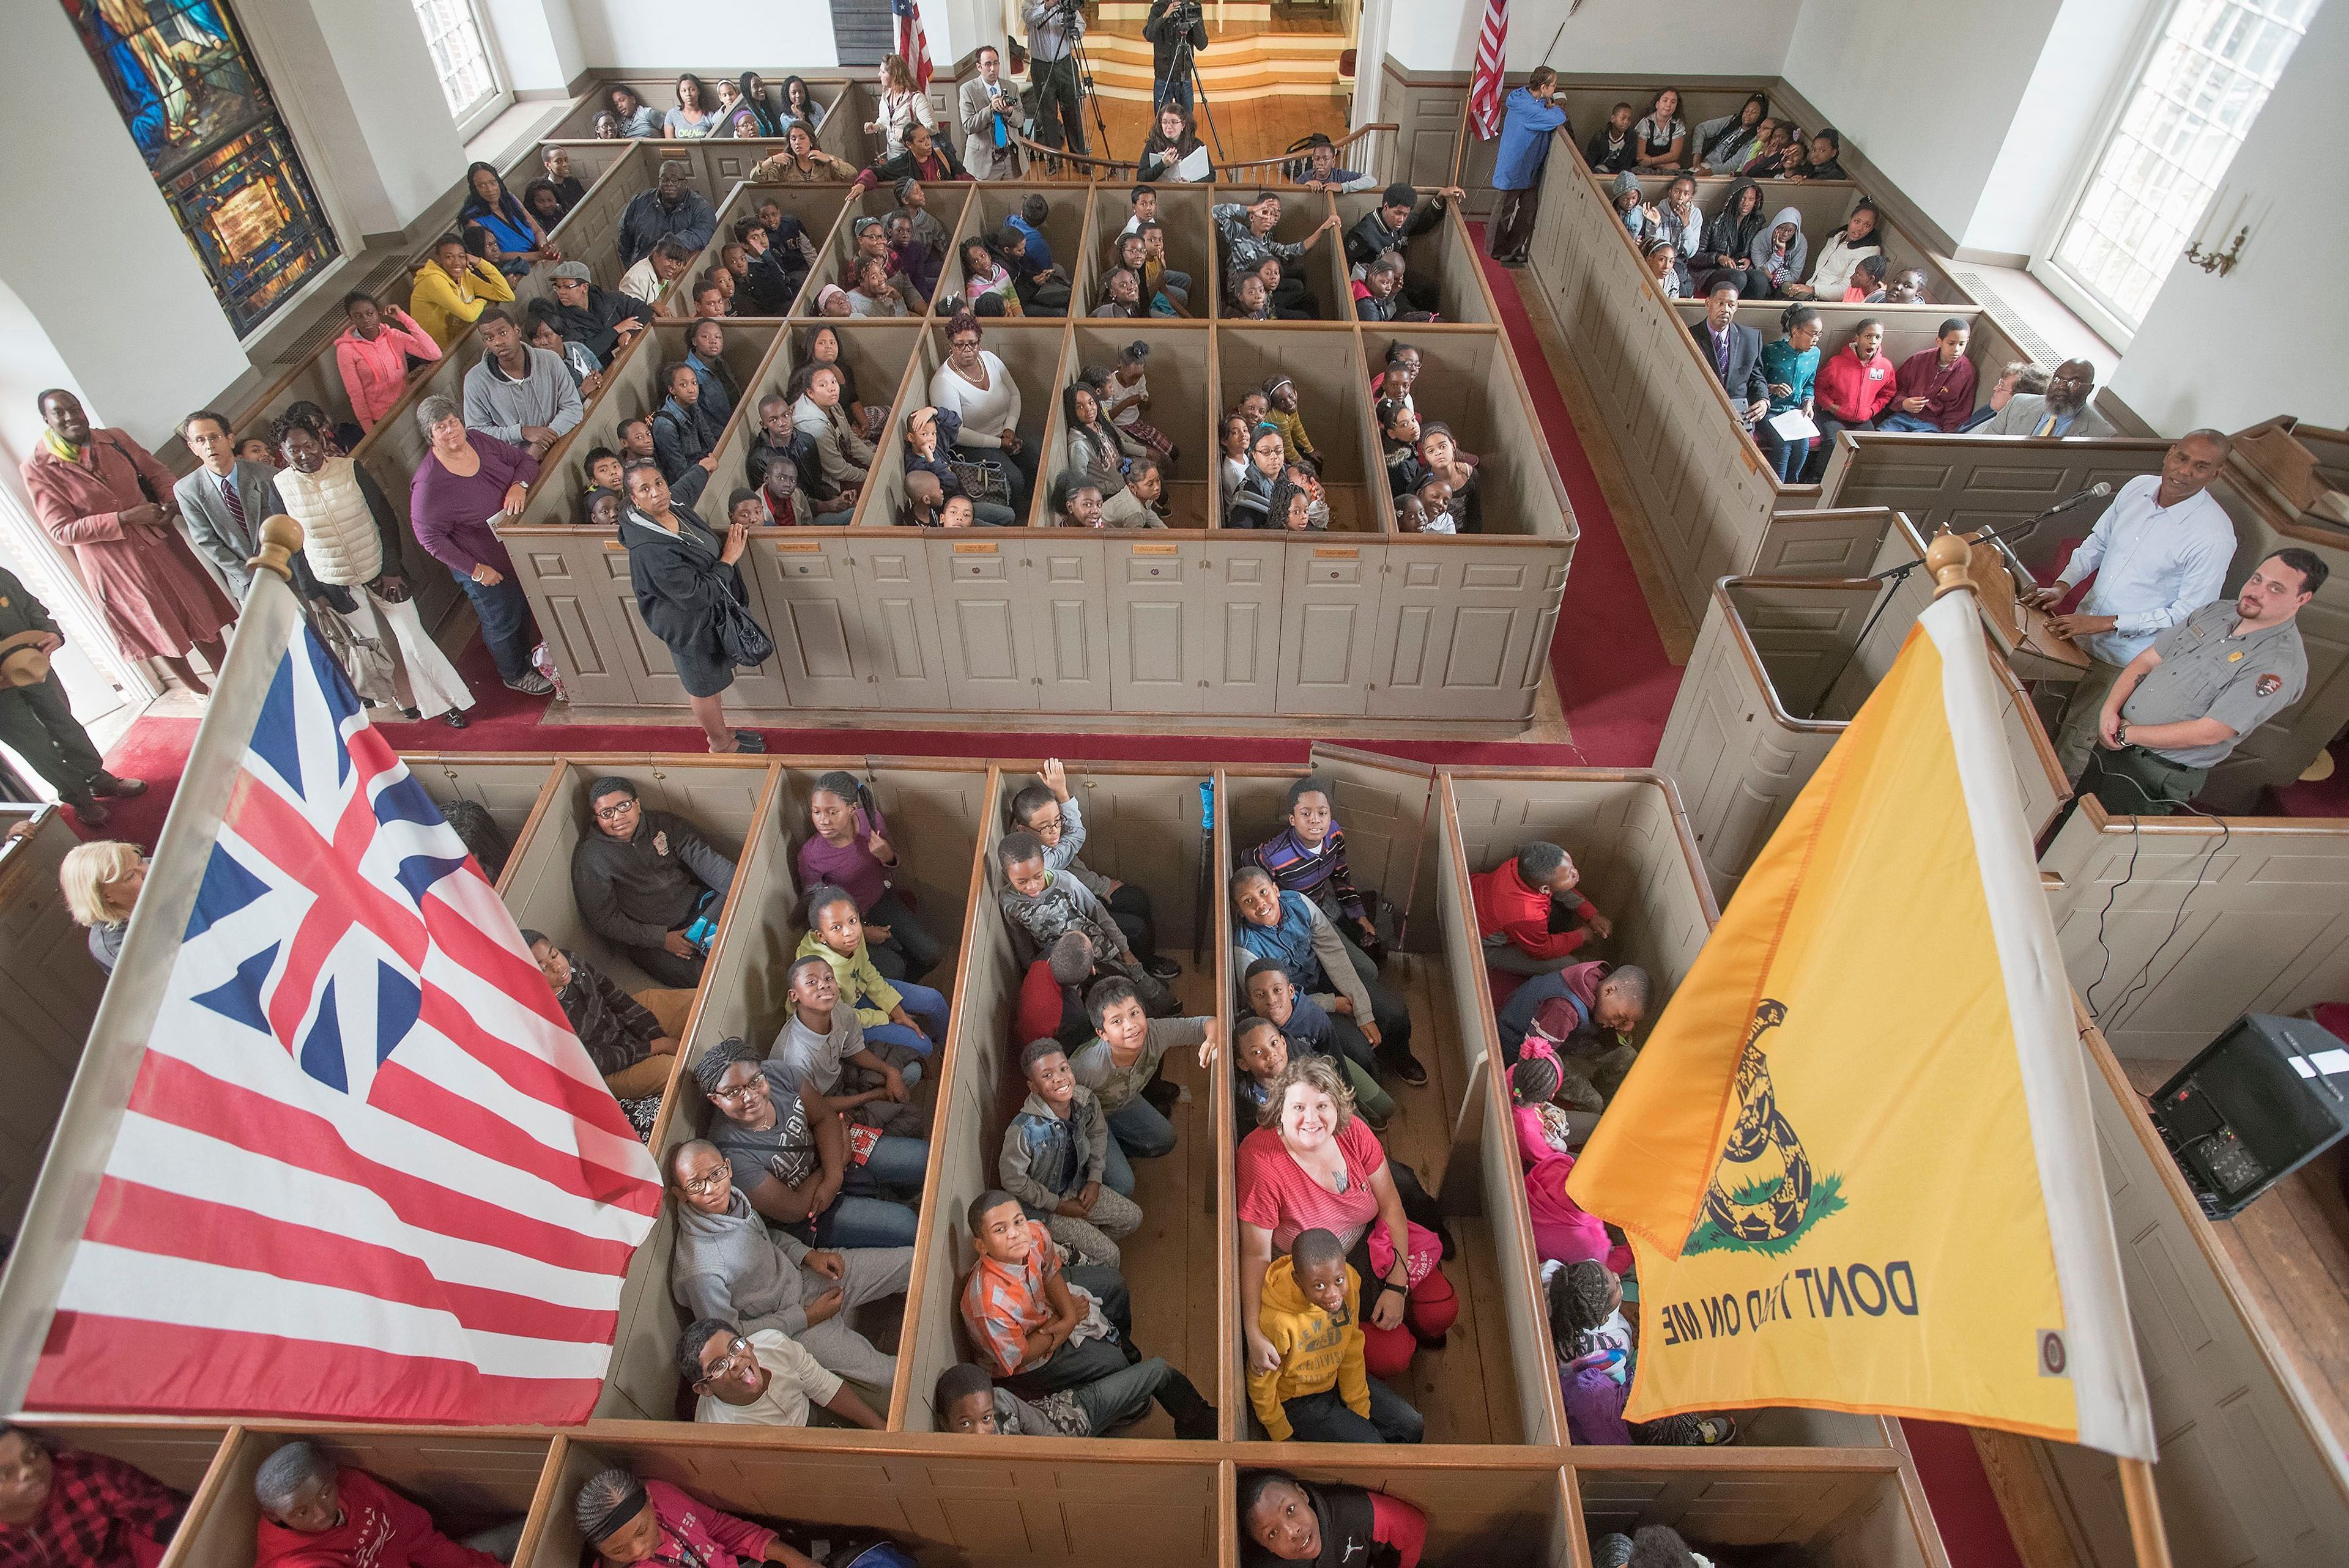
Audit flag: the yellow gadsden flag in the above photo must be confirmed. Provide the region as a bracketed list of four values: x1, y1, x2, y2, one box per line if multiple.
[1569, 575, 2156, 1459]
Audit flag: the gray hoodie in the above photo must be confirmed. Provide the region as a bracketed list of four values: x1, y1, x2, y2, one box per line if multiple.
[670, 1189, 815, 1334]
[460, 344, 584, 446]
[1749, 206, 1809, 291]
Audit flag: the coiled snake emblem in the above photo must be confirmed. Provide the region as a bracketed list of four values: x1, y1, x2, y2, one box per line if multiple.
[1700, 999, 1814, 1244]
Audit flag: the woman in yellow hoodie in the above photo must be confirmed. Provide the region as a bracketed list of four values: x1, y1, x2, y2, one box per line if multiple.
[797, 885, 948, 1058]
[1247, 1229, 1425, 1443]
[408, 232, 516, 349]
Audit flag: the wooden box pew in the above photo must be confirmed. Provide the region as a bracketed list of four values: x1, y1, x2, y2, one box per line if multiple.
[932, 317, 1074, 531]
[1089, 183, 1219, 320]
[525, 1430, 1221, 1568]
[5, 1418, 234, 1561]
[1220, 756, 1553, 1447]
[791, 185, 959, 320]
[1230, 1459, 1578, 1567]
[2041, 803, 2349, 1059]
[2018, 1010, 2349, 1567]
[948, 184, 1097, 316]
[535, 142, 689, 302]
[1553, 84, 1781, 177]
[163, 1427, 554, 1568]
[1055, 322, 1217, 529]
[594, 758, 987, 1426]
[1207, 187, 1351, 328]
[404, 755, 568, 892]
[540, 76, 879, 166]
[1668, 300, 2001, 407]
[1814, 435, 2349, 810]
[1212, 325, 1381, 533]
[671, 183, 861, 322]
[0, 805, 109, 1240]
[892, 764, 1225, 1438]
[1615, 173, 1969, 314]
[1652, 571, 2066, 901]
[1570, 1451, 1950, 1568]
[1330, 192, 1497, 328]
[533, 130, 848, 231]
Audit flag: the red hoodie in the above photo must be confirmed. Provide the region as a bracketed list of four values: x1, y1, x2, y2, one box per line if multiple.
[1814, 343, 1898, 424]
[1470, 858, 1598, 962]
[254, 1470, 499, 1568]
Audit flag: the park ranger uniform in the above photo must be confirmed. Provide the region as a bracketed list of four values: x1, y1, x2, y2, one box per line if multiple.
[2087, 599, 2308, 815]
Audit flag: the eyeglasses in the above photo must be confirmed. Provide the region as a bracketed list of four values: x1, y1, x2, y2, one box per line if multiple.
[697, 1336, 752, 1383]
[594, 801, 637, 821]
[708, 1079, 759, 1103]
[678, 1167, 728, 1195]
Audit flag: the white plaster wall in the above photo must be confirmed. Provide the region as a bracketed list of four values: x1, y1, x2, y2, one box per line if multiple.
[563, 0, 841, 70]
[2107, 0, 2349, 433]
[1375, 0, 1803, 77]
[1964, 0, 2160, 259]
[480, 0, 590, 93]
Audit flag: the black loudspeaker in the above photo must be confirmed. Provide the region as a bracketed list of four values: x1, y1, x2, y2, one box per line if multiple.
[2148, 1013, 2349, 1220]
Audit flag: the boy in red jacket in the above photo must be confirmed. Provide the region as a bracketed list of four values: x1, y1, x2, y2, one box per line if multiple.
[254, 1444, 510, 1568]
[1471, 842, 1612, 977]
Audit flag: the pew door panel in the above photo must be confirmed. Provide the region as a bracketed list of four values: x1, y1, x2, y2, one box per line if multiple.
[935, 538, 1038, 710]
[1278, 541, 1384, 716]
[518, 536, 637, 709]
[1371, 544, 1567, 722]
[845, 534, 952, 710]
[752, 534, 867, 709]
[1202, 538, 1286, 716]
[1021, 537, 1113, 712]
[1108, 537, 1208, 714]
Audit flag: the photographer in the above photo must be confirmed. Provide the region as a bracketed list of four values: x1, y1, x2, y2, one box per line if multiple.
[959, 44, 1026, 179]
[1025, 0, 1088, 157]
[1144, 0, 1208, 118]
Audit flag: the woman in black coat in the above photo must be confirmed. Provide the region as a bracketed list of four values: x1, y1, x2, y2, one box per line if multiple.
[618, 460, 767, 754]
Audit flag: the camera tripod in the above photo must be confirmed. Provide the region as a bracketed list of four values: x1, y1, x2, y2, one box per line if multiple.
[1160, 10, 1223, 160]
[1048, 0, 1118, 169]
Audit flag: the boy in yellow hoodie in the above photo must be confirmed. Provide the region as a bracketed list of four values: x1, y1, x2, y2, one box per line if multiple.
[797, 885, 948, 1059]
[1247, 1229, 1426, 1443]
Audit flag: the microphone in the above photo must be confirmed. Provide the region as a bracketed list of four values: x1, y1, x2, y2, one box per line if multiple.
[2042, 481, 2113, 517]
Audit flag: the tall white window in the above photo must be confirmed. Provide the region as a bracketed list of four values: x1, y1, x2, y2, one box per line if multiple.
[2049, 0, 2318, 331]
[412, 0, 505, 128]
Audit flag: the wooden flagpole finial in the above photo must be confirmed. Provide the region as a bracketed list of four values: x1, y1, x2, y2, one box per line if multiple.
[248, 515, 306, 583]
[2118, 1457, 2175, 1568]
[1927, 528, 1976, 599]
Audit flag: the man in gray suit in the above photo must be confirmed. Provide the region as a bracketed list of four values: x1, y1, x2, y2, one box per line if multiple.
[959, 45, 1026, 181]
[174, 408, 309, 602]
[1976, 358, 2118, 439]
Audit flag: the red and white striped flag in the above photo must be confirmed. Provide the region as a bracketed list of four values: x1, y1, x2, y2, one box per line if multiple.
[1, 572, 662, 1424]
[894, 0, 935, 93]
[1470, 0, 1510, 140]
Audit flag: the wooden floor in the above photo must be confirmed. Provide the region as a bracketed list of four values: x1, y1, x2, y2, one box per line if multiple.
[2121, 1057, 2349, 1462]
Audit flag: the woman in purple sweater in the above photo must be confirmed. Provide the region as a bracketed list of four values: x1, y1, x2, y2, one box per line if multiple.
[407, 394, 554, 694]
[795, 769, 941, 982]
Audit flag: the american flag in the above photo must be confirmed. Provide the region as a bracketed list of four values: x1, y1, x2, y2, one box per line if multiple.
[894, 0, 934, 93]
[1469, 0, 1510, 141]
[13, 607, 661, 1424]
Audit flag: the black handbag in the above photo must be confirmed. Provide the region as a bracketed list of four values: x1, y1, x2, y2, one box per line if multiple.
[711, 591, 774, 668]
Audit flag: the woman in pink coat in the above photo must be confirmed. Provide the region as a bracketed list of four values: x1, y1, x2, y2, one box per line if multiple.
[21, 390, 236, 693]
[333, 290, 443, 432]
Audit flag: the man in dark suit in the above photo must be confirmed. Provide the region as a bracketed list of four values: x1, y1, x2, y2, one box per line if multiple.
[173, 409, 311, 603]
[1688, 279, 1770, 432]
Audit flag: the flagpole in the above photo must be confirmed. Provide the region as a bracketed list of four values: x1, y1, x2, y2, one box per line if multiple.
[1932, 528, 2176, 1568]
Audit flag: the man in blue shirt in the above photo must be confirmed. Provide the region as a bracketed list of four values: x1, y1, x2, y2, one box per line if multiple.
[1488, 68, 1569, 267]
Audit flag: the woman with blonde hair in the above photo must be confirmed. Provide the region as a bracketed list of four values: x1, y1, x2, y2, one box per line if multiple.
[61, 840, 144, 973]
[864, 54, 937, 158]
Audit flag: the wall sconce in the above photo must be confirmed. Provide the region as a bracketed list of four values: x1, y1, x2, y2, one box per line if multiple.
[2183, 225, 2249, 278]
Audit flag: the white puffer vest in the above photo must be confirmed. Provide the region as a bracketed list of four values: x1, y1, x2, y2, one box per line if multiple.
[273, 457, 384, 586]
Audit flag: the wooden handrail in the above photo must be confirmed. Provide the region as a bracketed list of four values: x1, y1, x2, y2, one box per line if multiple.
[996, 120, 1400, 186]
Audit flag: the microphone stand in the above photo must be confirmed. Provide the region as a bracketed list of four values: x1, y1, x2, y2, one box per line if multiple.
[1806, 502, 2091, 719]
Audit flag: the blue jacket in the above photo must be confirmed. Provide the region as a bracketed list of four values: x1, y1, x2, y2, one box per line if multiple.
[1000, 1087, 1108, 1213]
[1493, 87, 1569, 191]
[1234, 890, 1330, 992]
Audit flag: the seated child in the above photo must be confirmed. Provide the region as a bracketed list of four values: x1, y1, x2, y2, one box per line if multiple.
[1252, 776, 1387, 967]
[1283, 463, 1330, 531]
[697, 1035, 926, 1248]
[959, 1190, 1217, 1437]
[1497, 958, 1650, 1059]
[1393, 495, 1428, 534]
[1011, 758, 1179, 979]
[1550, 1260, 1736, 1448]
[1509, 1053, 1580, 1162]
[1242, 958, 1394, 1125]
[680, 1316, 885, 1429]
[1259, 375, 1319, 473]
[1239, 1471, 1428, 1568]
[254, 1444, 510, 1568]
[1017, 930, 1108, 1048]
[1589, 1528, 1715, 1568]
[574, 1470, 818, 1568]
[1406, 471, 1455, 534]
[1249, 1228, 1425, 1444]
[996, 829, 1178, 1013]
[524, 929, 681, 1103]
[934, 1355, 1179, 1440]
[1471, 841, 1613, 978]
[797, 885, 949, 1058]
[1526, 1141, 1625, 1271]
[1001, 1038, 1143, 1267]
[1071, 977, 1220, 1175]
[902, 468, 946, 527]
[1230, 865, 1422, 1085]
[798, 769, 941, 980]
[1523, 991, 1636, 1116]
[768, 953, 927, 1137]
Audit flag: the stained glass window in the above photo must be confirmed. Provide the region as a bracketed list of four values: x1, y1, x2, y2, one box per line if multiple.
[60, 0, 339, 337]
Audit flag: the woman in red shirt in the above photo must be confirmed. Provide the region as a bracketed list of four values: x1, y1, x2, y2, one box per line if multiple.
[1238, 1056, 1456, 1379]
[1878, 317, 1978, 433]
[1808, 317, 1901, 480]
